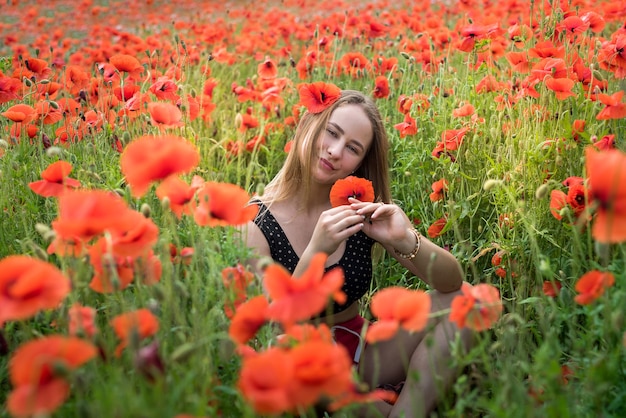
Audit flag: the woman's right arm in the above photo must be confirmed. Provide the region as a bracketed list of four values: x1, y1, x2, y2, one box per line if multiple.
[241, 221, 272, 279]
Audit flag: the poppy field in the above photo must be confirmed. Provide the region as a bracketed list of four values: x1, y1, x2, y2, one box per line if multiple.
[1, 0, 626, 416]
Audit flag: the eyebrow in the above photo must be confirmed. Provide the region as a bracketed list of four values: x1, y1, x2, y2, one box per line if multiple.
[328, 122, 366, 152]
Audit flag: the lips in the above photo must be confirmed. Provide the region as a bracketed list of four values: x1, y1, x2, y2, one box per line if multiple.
[319, 158, 335, 171]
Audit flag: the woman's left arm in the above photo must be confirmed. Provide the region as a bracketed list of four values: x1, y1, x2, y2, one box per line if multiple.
[350, 199, 463, 293]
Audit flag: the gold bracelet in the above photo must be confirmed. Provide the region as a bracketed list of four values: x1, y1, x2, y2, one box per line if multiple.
[394, 228, 422, 260]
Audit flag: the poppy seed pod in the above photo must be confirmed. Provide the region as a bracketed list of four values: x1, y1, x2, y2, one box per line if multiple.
[535, 183, 549, 199]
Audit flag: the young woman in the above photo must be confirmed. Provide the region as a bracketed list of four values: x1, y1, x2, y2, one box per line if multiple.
[244, 89, 473, 417]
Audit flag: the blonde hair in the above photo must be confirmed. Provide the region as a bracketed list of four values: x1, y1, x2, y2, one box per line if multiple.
[262, 90, 391, 206]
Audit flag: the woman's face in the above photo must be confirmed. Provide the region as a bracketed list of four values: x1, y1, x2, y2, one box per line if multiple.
[312, 104, 373, 185]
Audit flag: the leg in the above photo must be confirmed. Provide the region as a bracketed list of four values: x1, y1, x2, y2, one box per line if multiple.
[358, 287, 474, 417]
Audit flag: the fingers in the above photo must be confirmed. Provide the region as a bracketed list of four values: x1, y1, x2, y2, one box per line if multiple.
[349, 199, 389, 219]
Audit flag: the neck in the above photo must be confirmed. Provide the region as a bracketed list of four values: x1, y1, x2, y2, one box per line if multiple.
[295, 181, 332, 215]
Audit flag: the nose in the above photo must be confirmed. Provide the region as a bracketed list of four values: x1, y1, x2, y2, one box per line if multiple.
[326, 139, 342, 159]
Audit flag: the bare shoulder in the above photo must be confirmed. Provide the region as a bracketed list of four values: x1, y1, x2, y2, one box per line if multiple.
[242, 220, 270, 257]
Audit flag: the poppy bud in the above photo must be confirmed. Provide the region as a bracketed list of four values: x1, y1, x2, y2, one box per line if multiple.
[146, 298, 160, 315]
[483, 179, 502, 191]
[234, 112, 243, 129]
[140, 203, 152, 218]
[256, 255, 274, 272]
[39, 79, 50, 85]
[535, 183, 549, 199]
[45, 146, 63, 157]
[48, 100, 59, 109]
[27, 240, 48, 261]
[23, 77, 33, 87]
[255, 183, 265, 196]
[173, 280, 189, 300]
[161, 196, 171, 211]
[400, 52, 410, 60]
[151, 284, 167, 301]
[594, 241, 610, 262]
[538, 258, 552, 276]
[611, 310, 623, 332]
[170, 342, 200, 364]
[35, 223, 55, 242]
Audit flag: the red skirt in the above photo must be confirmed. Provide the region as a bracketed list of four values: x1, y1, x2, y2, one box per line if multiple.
[331, 315, 368, 365]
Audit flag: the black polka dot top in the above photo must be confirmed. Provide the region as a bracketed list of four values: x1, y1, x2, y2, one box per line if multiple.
[253, 201, 375, 314]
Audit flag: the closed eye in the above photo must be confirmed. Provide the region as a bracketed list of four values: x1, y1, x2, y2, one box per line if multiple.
[326, 128, 339, 138]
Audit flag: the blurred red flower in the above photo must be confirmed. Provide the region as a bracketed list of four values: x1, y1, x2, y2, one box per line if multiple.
[574, 270, 615, 305]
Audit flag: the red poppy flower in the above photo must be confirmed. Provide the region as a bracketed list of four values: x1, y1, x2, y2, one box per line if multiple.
[449, 283, 502, 331]
[120, 135, 200, 197]
[34, 101, 63, 125]
[156, 175, 204, 218]
[88, 240, 135, 294]
[366, 287, 431, 343]
[193, 182, 259, 227]
[29, 161, 81, 198]
[228, 295, 269, 345]
[238, 113, 259, 133]
[149, 76, 179, 101]
[544, 77, 577, 100]
[0, 256, 71, 327]
[329, 176, 375, 207]
[110, 309, 159, 357]
[452, 103, 476, 118]
[257, 57, 278, 79]
[574, 270, 615, 305]
[566, 182, 588, 218]
[585, 147, 626, 243]
[372, 75, 390, 99]
[109, 54, 143, 73]
[148, 102, 184, 129]
[0, 75, 22, 104]
[264, 253, 346, 327]
[427, 216, 448, 238]
[237, 347, 294, 415]
[289, 340, 353, 408]
[595, 91, 626, 120]
[593, 134, 615, 150]
[297, 81, 341, 114]
[1, 103, 36, 123]
[542, 281, 562, 298]
[51, 189, 137, 241]
[393, 114, 418, 138]
[7, 336, 97, 418]
[550, 189, 568, 220]
[555, 16, 590, 40]
[222, 264, 255, 318]
[68, 304, 98, 338]
[429, 178, 448, 202]
[581, 11, 605, 33]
